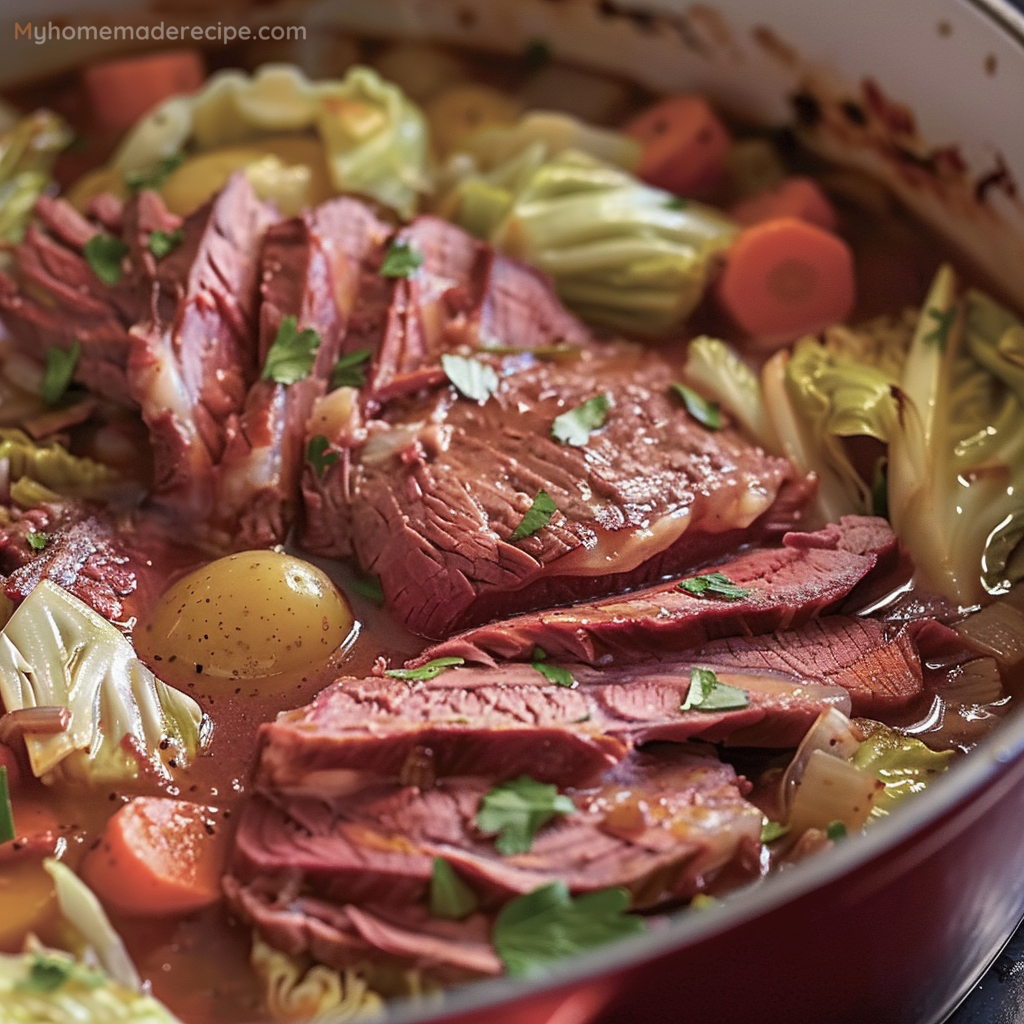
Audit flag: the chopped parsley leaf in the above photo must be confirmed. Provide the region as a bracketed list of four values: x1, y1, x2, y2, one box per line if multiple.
[551, 393, 610, 446]
[380, 239, 423, 278]
[261, 315, 321, 385]
[430, 857, 479, 920]
[924, 306, 956, 351]
[677, 571, 752, 601]
[349, 572, 385, 605]
[306, 435, 339, 479]
[477, 776, 575, 856]
[671, 382, 722, 430]
[826, 820, 848, 841]
[680, 666, 749, 713]
[0, 765, 15, 844]
[83, 234, 129, 286]
[148, 227, 184, 259]
[14, 952, 104, 993]
[760, 820, 791, 844]
[441, 353, 499, 403]
[385, 656, 464, 682]
[124, 153, 184, 194]
[331, 348, 372, 390]
[41, 341, 81, 406]
[494, 881, 644, 977]
[511, 489, 558, 541]
[663, 196, 689, 210]
[530, 648, 575, 688]
[26, 531, 48, 552]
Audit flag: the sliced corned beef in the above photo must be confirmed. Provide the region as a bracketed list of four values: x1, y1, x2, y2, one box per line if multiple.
[418, 516, 896, 666]
[303, 343, 811, 638]
[255, 662, 850, 792]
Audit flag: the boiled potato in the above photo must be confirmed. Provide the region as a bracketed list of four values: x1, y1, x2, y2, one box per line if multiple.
[426, 84, 521, 159]
[137, 551, 353, 692]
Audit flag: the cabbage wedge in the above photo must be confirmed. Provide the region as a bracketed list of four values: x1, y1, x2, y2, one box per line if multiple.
[0, 581, 205, 785]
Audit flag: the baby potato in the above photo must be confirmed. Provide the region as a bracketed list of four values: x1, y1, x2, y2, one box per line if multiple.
[426, 84, 521, 159]
[138, 551, 353, 692]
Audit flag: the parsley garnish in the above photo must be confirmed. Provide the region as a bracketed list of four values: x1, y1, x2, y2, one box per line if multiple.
[530, 647, 575, 688]
[83, 234, 128, 285]
[680, 667, 750, 712]
[671, 382, 722, 430]
[511, 489, 558, 541]
[441, 353, 499, 403]
[124, 153, 184, 194]
[349, 572, 385, 605]
[826, 820, 848, 841]
[306, 435, 339, 479]
[385, 656, 464, 682]
[380, 239, 424, 278]
[0, 765, 14, 844]
[148, 227, 184, 259]
[262, 315, 321, 385]
[551, 394, 611, 446]
[760, 820, 791, 844]
[923, 306, 956, 351]
[41, 341, 81, 406]
[14, 952, 104, 993]
[477, 776, 575, 856]
[494, 882, 644, 977]
[677, 571, 752, 601]
[26, 531, 48, 552]
[664, 196, 689, 210]
[331, 348, 372, 390]
[430, 858, 479, 920]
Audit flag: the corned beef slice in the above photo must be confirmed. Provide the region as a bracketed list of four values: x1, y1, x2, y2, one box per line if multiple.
[305, 343, 811, 638]
[255, 662, 851, 792]
[419, 516, 897, 666]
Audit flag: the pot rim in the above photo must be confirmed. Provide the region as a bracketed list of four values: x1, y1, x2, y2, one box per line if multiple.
[375, 4, 1024, 1019]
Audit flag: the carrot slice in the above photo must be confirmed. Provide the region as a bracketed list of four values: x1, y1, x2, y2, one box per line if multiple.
[730, 177, 839, 232]
[83, 50, 205, 133]
[717, 217, 856, 346]
[624, 95, 731, 199]
[81, 797, 228, 916]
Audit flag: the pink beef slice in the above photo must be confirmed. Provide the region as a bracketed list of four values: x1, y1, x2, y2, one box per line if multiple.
[254, 661, 852, 793]
[228, 750, 761, 916]
[214, 198, 392, 547]
[301, 341, 813, 639]
[417, 516, 898, 666]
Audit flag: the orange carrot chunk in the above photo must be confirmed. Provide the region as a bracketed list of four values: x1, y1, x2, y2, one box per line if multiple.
[83, 50, 205, 133]
[81, 797, 228, 917]
[624, 95, 731, 199]
[717, 217, 856, 347]
[730, 176, 839, 232]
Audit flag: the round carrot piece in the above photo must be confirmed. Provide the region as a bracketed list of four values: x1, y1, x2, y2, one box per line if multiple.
[624, 95, 731, 199]
[730, 177, 839, 232]
[717, 217, 856, 347]
[81, 797, 228, 917]
[83, 49, 205, 133]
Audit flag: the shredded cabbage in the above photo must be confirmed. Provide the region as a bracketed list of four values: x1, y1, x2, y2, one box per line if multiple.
[110, 64, 428, 218]
[0, 110, 72, 244]
[0, 580, 205, 785]
[0, 429, 120, 501]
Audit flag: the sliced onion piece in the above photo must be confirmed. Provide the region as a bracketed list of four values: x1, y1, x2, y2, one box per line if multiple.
[787, 749, 884, 836]
[781, 707, 864, 814]
[956, 600, 1024, 668]
[937, 657, 1004, 705]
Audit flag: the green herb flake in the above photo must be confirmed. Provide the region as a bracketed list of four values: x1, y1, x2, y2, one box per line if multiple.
[477, 776, 576, 856]
[677, 571, 752, 601]
[511, 489, 558, 541]
[148, 227, 184, 259]
[663, 196, 689, 211]
[385, 656, 464, 682]
[14, 953, 105, 994]
[124, 153, 184, 194]
[41, 341, 81, 406]
[532, 661, 576, 688]
[430, 858, 480, 920]
[494, 881, 645, 977]
[441, 353, 499, 403]
[680, 666, 749, 713]
[262, 315, 322, 385]
[924, 306, 956, 351]
[83, 234, 129, 286]
[0, 765, 14, 844]
[760, 820, 791, 844]
[26, 531, 48, 552]
[380, 239, 424, 278]
[671, 382, 722, 430]
[349, 572, 385, 605]
[551, 393, 611, 446]
[331, 348, 372, 390]
[306, 435, 339, 480]
[826, 820, 848, 841]
[523, 38, 552, 73]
